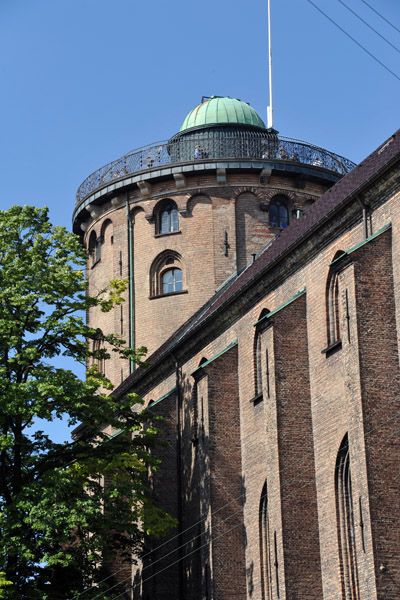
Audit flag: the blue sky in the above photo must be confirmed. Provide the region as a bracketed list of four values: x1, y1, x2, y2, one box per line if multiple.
[1, 0, 399, 440]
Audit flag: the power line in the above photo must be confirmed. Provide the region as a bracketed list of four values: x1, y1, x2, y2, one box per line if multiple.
[358, 0, 400, 35]
[337, 0, 400, 54]
[100, 396, 400, 599]
[89, 493, 255, 600]
[106, 415, 400, 600]
[305, 0, 400, 82]
[72, 479, 252, 598]
[78, 381, 400, 599]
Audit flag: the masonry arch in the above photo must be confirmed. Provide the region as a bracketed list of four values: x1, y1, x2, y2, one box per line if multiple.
[254, 308, 270, 398]
[186, 193, 212, 215]
[100, 218, 113, 241]
[259, 481, 272, 600]
[326, 250, 346, 347]
[88, 229, 101, 267]
[235, 191, 269, 271]
[335, 434, 360, 600]
[150, 250, 185, 297]
[153, 199, 179, 235]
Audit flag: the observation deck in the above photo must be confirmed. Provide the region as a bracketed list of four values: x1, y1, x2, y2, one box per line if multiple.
[73, 130, 356, 232]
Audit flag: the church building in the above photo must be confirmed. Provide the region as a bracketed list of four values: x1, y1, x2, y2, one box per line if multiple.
[73, 96, 400, 600]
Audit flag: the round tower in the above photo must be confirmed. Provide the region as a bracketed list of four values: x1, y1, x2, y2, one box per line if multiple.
[73, 96, 356, 386]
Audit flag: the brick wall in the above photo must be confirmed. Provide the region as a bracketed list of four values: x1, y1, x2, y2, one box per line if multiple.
[82, 146, 400, 600]
[203, 344, 247, 600]
[84, 169, 329, 388]
[143, 392, 180, 600]
[352, 229, 400, 600]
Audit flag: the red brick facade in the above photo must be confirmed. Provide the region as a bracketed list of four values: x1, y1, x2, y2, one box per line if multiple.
[77, 127, 400, 599]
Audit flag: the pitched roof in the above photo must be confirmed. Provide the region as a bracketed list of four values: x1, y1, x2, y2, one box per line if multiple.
[114, 128, 400, 397]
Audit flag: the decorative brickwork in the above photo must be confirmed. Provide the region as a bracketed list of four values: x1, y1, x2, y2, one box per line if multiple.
[77, 121, 400, 600]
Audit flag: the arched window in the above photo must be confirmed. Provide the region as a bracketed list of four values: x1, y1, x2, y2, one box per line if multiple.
[157, 201, 179, 234]
[88, 230, 101, 267]
[255, 333, 263, 397]
[88, 231, 96, 258]
[101, 219, 113, 244]
[327, 271, 339, 345]
[150, 251, 185, 297]
[254, 309, 270, 399]
[92, 331, 105, 375]
[335, 435, 360, 600]
[191, 357, 208, 443]
[326, 251, 346, 348]
[269, 195, 289, 229]
[260, 482, 272, 600]
[162, 268, 182, 294]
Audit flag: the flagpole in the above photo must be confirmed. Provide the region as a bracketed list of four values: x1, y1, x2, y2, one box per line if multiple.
[267, 0, 274, 129]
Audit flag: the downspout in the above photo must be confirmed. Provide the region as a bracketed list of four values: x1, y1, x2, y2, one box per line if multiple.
[357, 196, 368, 240]
[172, 353, 184, 600]
[126, 193, 135, 373]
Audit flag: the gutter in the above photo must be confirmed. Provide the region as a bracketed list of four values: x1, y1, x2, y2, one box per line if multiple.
[126, 193, 135, 374]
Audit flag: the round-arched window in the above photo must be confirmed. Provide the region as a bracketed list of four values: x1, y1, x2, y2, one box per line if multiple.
[159, 203, 179, 234]
[269, 197, 289, 228]
[150, 251, 184, 297]
[162, 268, 182, 294]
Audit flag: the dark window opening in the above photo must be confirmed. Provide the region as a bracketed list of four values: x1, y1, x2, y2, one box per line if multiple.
[95, 238, 102, 263]
[335, 434, 360, 600]
[325, 251, 346, 350]
[159, 203, 179, 234]
[260, 483, 272, 600]
[255, 333, 263, 397]
[162, 268, 182, 294]
[269, 197, 289, 229]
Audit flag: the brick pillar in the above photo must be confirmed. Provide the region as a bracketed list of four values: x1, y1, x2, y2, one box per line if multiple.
[272, 293, 323, 599]
[353, 228, 400, 600]
[203, 344, 247, 600]
[144, 393, 180, 600]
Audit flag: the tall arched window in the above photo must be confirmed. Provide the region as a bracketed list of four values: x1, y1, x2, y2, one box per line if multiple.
[335, 434, 360, 600]
[326, 251, 346, 347]
[255, 333, 263, 397]
[254, 309, 270, 399]
[158, 201, 179, 234]
[88, 230, 101, 267]
[92, 330, 105, 375]
[327, 272, 339, 345]
[260, 482, 272, 600]
[269, 195, 289, 229]
[191, 357, 208, 444]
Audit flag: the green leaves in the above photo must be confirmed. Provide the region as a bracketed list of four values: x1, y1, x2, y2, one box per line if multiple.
[0, 206, 173, 598]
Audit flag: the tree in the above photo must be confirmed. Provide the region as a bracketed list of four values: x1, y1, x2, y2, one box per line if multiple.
[0, 206, 174, 599]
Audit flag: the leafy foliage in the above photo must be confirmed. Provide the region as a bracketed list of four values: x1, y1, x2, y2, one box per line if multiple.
[0, 206, 174, 599]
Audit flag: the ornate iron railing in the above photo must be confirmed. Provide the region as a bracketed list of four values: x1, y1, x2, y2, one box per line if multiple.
[76, 132, 356, 205]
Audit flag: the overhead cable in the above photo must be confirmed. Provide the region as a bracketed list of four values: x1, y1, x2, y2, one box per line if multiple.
[102, 398, 400, 599]
[107, 417, 400, 599]
[305, 0, 400, 82]
[336, 0, 400, 55]
[78, 382, 400, 598]
[358, 0, 400, 35]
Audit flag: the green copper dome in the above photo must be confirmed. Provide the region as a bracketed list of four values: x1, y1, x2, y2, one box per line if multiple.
[180, 96, 266, 132]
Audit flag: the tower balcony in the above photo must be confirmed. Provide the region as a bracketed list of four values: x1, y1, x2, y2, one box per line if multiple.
[73, 130, 356, 232]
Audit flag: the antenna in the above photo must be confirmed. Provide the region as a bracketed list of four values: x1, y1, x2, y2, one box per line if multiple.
[267, 0, 273, 129]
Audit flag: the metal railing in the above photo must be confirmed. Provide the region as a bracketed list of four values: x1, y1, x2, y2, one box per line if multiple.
[76, 131, 356, 205]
